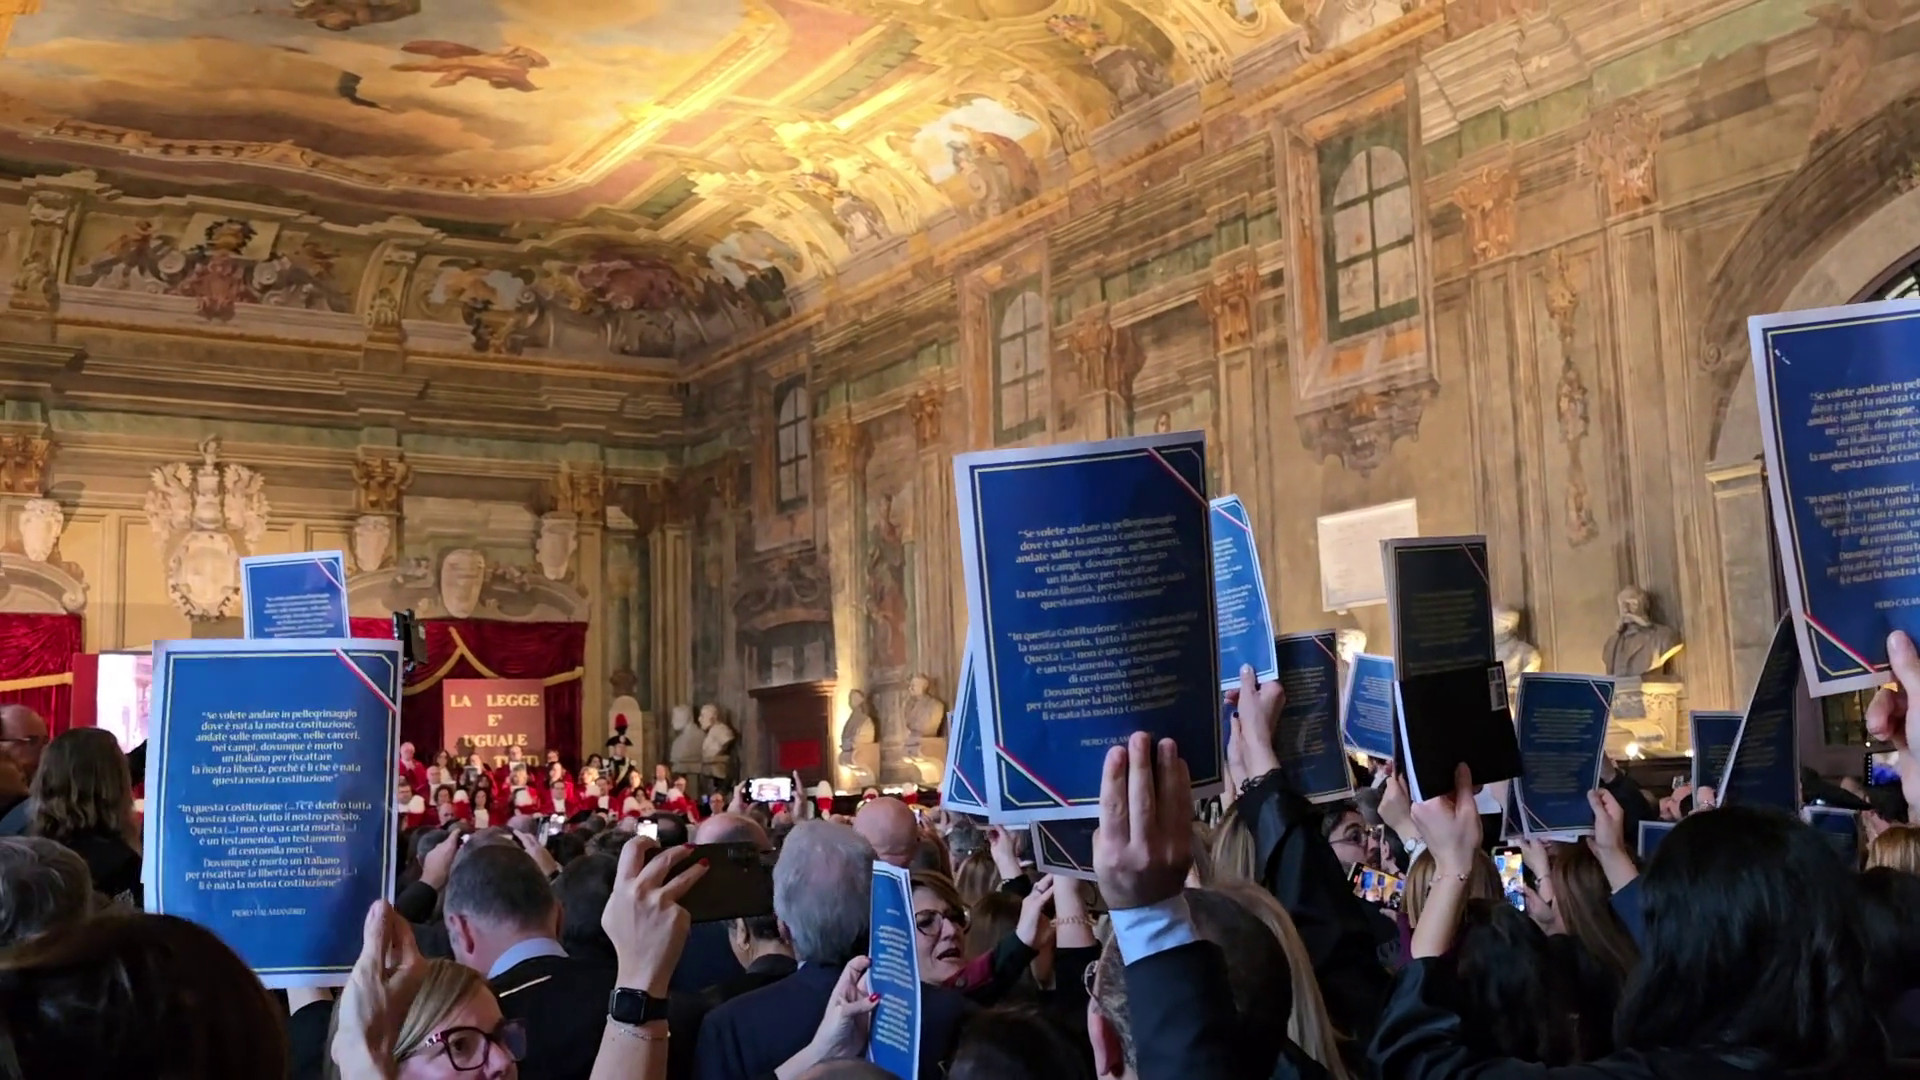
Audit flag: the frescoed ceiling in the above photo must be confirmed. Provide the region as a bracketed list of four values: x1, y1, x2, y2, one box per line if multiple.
[0, 0, 1399, 355]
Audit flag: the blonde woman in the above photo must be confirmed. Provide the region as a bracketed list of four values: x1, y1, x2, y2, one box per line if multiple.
[328, 907, 524, 1079]
[1212, 877, 1356, 1080]
[1867, 823, 1920, 874]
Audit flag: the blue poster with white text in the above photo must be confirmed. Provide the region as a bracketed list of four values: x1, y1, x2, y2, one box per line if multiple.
[1512, 673, 1614, 838]
[1210, 495, 1279, 688]
[241, 550, 350, 640]
[144, 638, 402, 988]
[1750, 298, 1920, 695]
[1690, 711, 1742, 795]
[1275, 631, 1353, 803]
[867, 861, 922, 1080]
[954, 432, 1220, 823]
[1342, 653, 1397, 760]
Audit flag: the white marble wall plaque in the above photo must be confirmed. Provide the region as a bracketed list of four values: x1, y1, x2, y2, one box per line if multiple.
[1317, 499, 1419, 611]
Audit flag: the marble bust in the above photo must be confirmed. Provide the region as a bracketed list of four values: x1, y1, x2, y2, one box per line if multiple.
[699, 703, 736, 783]
[668, 704, 705, 778]
[1493, 605, 1543, 702]
[838, 689, 878, 788]
[1601, 586, 1683, 677]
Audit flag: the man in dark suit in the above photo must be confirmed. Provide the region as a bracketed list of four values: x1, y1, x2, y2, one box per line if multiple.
[694, 822, 973, 1080]
[446, 843, 612, 1080]
[667, 913, 797, 1080]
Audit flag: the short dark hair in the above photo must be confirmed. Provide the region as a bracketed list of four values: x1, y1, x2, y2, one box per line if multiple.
[553, 854, 617, 963]
[652, 814, 689, 849]
[0, 837, 92, 946]
[738, 913, 783, 944]
[948, 1006, 1095, 1080]
[545, 831, 587, 869]
[1615, 805, 1882, 1068]
[443, 845, 555, 933]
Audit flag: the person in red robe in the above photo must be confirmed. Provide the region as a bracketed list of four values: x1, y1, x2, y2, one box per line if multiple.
[506, 763, 538, 816]
[396, 776, 430, 832]
[396, 742, 428, 798]
[466, 784, 495, 830]
[540, 760, 576, 817]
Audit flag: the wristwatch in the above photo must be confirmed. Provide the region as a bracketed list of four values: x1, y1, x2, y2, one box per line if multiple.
[607, 987, 670, 1026]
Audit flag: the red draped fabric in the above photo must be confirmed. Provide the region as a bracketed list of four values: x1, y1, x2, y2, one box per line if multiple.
[351, 617, 586, 765]
[0, 614, 82, 733]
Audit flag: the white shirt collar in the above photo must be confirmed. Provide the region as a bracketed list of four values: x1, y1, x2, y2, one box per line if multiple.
[487, 936, 568, 980]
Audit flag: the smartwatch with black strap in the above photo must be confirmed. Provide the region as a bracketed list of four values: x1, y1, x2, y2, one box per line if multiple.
[607, 987, 671, 1026]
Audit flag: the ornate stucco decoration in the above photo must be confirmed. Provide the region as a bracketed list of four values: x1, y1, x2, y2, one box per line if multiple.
[143, 435, 269, 620]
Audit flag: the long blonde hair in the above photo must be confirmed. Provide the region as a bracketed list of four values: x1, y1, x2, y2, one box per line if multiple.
[324, 960, 491, 1079]
[1867, 824, 1920, 874]
[1404, 848, 1501, 928]
[1208, 803, 1259, 883]
[1211, 878, 1354, 1080]
[29, 729, 135, 848]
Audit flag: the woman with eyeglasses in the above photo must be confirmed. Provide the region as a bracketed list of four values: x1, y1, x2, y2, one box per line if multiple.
[914, 869, 1073, 1007]
[328, 910, 524, 1080]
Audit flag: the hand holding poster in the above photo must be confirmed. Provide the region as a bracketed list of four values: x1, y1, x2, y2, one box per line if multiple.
[1210, 495, 1279, 687]
[1383, 536, 1520, 801]
[1719, 617, 1803, 812]
[954, 432, 1220, 822]
[1273, 631, 1354, 803]
[240, 550, 349, 640]
[867, 861, 922, 1080]
[144, 637, 402, 987]
[1749, 297, 1920, 695]
[1511, 673, 1615, 838]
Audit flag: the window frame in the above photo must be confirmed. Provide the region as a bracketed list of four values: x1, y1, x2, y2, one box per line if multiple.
[992, 280, 1049, 444]
[773, 378, 811, 512]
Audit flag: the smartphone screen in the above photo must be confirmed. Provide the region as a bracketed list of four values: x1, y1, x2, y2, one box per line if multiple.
[749, 776, 795, 803]
[1493, 848, 1526, 911]
[635, 821, 659, 841]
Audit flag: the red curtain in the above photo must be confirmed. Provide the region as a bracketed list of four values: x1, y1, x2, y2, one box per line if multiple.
[0, 614, 82, 734]
[352, 617, 587, 764]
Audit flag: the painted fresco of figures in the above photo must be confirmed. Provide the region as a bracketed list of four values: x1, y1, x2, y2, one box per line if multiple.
[910, 97, 1047, 226]
[71, 215, 352, 321]
[866, 492, 909, 671]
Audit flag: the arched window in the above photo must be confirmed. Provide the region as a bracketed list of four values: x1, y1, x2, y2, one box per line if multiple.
[775, 380, 810, 509]
[994, 283, 1048, 443]
[1327, 144, 1417, 336]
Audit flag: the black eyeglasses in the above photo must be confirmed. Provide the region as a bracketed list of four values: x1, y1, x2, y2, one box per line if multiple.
[913, 908, 967, 938]
[420, 1018, 527, 1072]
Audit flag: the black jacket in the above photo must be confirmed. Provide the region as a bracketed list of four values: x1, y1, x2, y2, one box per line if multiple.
[1240, 769, 1393, 1045]
[667, 953, 798, 1080]
[492, 954, 617, 1080]
[1370, 956, 1920, 1080]
[694, 961, 972, 1080]
[57, 830, 142, 905]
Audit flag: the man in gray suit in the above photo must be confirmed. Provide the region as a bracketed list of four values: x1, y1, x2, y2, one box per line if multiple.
[0, 705, 48, 836]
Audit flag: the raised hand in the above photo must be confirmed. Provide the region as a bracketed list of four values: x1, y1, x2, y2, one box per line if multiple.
[1869, 631, 1920, 816]
[1584, 787, 1639, 891]
[1017, 874, 1058, 950]
[1094, 732, 1192, 910]
[332, 901, 427, 1079]
[1408, 763, 1480, 876]
[1224, 664, 1283, 779]
[602, 838, 706, 994]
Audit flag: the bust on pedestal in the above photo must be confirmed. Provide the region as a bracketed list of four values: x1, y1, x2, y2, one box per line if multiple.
[668, 704, 705, 782]
[1601, 586, 1685, 753]
[838, 689, 878, 790]
[699, 703, 736, 789]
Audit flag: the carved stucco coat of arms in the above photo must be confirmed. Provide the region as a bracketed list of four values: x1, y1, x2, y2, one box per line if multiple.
[143, 435, 270, 619]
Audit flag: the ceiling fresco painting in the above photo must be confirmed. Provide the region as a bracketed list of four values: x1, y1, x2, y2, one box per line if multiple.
[0, 0, 1402, 357]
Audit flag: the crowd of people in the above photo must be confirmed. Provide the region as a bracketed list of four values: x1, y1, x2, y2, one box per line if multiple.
[5, 633, 1920, 1079]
